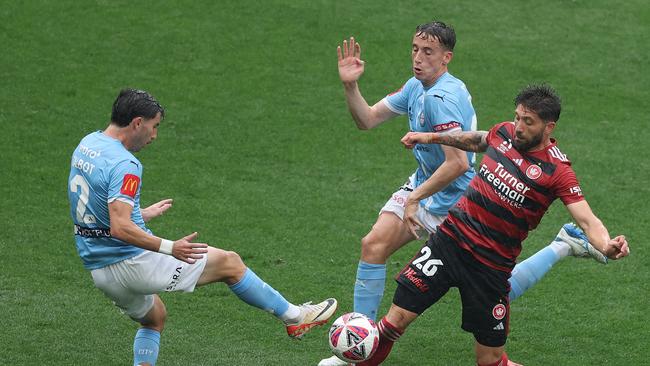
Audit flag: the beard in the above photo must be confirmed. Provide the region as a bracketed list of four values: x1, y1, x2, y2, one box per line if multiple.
[513, 131, 544, 152]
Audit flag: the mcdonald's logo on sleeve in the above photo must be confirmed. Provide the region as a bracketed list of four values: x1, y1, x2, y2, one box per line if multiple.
[120, 174, 140, 198]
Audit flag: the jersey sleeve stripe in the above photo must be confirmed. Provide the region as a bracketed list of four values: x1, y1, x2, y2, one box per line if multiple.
[495, 125, 512, 141]
[108, 197, 136, 206]
[549, 146, 568, 162]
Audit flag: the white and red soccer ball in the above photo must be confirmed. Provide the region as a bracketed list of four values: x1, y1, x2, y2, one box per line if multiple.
[328, 312, 379, 363]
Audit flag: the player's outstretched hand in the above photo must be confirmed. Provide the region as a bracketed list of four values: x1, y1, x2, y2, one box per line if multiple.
[404, 199, 424, 239]
[141, 198, 173, 222]
[337, 37, 365, 84]
[604, 235, 629, 260]
[172, 232, 209, 264]
[401, 132, 437, 149]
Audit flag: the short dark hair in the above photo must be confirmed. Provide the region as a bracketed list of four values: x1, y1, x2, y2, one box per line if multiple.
[111, 88, 165, 127]
[514, 84, 562, 122]
[415, 21, 456, 51]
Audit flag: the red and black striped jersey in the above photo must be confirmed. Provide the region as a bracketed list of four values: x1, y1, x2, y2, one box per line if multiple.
[440, 122, 584, 272]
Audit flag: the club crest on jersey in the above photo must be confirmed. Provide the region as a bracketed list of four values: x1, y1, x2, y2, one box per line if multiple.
[120, 174, 140, 198]
[525, 164, 542, 180]
[492, 304, 506, 320]
[418, 111, 425, 127]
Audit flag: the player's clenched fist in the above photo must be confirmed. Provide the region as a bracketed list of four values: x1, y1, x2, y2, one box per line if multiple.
[172, 232, 209, 264]
[401, 131, 437, 149]
[604, 235, 630, 260]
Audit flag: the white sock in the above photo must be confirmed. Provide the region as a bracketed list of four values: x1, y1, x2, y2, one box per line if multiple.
[549, 240, 571, 258]
[279, 304, 301, 322]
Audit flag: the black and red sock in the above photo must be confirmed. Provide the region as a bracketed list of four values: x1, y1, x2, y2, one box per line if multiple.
[356, 317, 403, 366]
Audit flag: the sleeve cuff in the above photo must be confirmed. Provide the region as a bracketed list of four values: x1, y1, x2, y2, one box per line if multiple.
[108, 197, 135, 207]
[382, 98, 406, 115]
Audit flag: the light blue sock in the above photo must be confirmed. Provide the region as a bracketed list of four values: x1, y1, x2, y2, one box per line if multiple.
[133, 328, 160, 366]
[353, 261, 386, 321]
[509, 246, 561, 301]
[229, 268, 290, 317]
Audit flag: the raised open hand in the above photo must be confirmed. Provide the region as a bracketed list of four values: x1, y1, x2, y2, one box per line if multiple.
[337, 37, 365, 83]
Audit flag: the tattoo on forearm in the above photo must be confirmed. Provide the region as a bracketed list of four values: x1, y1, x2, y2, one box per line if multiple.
[436, 131, 488, 152]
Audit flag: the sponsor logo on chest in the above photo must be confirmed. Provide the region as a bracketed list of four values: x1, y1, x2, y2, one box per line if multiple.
[478, 162, 531, 206]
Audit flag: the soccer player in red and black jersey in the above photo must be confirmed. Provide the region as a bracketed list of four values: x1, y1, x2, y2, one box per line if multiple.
[356, 84, 630, 366]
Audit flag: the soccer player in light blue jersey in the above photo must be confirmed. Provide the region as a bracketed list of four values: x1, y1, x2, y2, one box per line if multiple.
[68, 89, 337, 366]
[319, 21, 606, 366]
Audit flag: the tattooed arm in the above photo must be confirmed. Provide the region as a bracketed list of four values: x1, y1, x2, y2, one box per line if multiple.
[400, 130, 489, 152]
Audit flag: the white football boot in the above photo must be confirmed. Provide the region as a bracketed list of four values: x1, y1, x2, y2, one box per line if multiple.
[555, 223, 607, 264]
[285, 298, 338, 339]
[318, 355, 349, 366]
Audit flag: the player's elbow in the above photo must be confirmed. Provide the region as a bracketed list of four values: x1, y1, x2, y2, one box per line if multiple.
[457, 159, 470, 172]
[353, 109, 384, 130]
[353, 116, 374, 130]
[448, 156, 470, 174]
[109, 221, 128, 241]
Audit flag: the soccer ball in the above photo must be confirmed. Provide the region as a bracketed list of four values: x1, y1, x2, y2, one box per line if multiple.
[328, 312, 379, 363]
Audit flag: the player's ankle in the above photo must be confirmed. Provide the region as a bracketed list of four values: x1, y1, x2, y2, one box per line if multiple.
[279, 304, 302, 323]
[549, 241, 570, 258]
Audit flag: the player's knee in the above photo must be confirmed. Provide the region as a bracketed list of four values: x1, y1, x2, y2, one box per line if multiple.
[361, 234, 389, 262]
[139, 300, 167, 332]
[223, 250, 245, 273]
[209, 249, 246, 280]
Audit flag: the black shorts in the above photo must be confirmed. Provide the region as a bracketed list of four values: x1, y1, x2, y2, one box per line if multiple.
[394, 230, 511, 347]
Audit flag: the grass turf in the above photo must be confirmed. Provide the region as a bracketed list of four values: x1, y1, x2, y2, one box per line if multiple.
[0, 1, 648, 364]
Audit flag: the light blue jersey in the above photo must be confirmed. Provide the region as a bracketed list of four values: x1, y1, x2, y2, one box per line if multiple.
[68, 131, 148, 270]
[384, 72, 477, 215]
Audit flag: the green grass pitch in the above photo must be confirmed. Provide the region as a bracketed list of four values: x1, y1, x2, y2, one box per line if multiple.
[1, 1, 648, 364]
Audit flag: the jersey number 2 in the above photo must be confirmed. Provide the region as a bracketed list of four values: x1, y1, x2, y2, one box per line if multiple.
[411, 246, 443, 277]
[70, 174, 94, 224]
